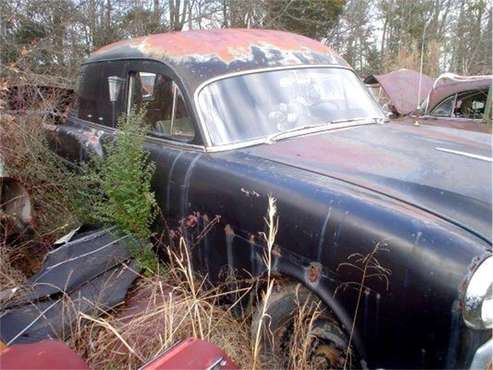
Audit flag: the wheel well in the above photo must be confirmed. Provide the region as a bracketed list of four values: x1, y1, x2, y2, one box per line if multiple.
[268, 268, 367, 362]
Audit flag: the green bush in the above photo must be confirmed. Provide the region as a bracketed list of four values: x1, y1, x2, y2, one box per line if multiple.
[85, 108, 157, 241]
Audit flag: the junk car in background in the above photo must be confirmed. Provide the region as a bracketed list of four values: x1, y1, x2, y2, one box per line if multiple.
[48, 29, 492, 369]
[367, 71, 493, 133]
[415, 74, 492, 132]
[364, 68, 434, 118]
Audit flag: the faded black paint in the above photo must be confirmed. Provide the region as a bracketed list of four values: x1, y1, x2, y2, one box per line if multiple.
[49, 30, 492, 369]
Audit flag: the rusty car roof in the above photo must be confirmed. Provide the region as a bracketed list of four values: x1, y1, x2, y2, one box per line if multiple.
[86, 29, 349, 90]
[427, 76, 492, 111]
[364, 69, 434, 115]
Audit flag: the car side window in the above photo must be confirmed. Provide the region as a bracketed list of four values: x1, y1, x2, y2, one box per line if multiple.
[78, 63, 100, 123]
[453, 90, 487, 120]
[127, 71, 195, 142]
[78, 62, 126, 126]
[431, 95, 454, 117]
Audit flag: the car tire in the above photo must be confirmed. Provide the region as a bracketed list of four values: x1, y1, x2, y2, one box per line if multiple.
[251, 283, 359, 369]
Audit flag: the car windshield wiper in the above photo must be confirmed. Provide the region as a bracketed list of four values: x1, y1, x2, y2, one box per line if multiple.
[265, 117, 381, 143]
[266, 123, 330, 143]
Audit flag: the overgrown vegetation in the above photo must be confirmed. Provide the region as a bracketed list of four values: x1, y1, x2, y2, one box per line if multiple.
[69, 240, 255, 369]
[83, 108, 157, 241]
[79, 108, 159, 273]
[0, 112, 81, 240]
[1, 122, 326, 370]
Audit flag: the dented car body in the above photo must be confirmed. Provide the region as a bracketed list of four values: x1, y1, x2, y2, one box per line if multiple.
[48, 30, 492, 369]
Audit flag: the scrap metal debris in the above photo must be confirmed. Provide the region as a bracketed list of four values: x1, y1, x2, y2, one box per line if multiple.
[0, 227, 140, 344]
[364, 68, 434, 116]
[0, 340, 90, 369]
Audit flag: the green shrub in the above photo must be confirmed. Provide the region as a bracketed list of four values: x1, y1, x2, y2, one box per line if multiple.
[87, 108, 157, 241]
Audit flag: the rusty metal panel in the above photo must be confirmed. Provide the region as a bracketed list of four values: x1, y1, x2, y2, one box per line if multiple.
[140, 338, 237, 370]
[364, 69, 433, 116]
[87, 29, 349, 91]
[0, 340, 90, 369]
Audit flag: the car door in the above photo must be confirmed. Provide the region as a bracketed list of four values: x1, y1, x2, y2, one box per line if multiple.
[123, 60, 206, 234]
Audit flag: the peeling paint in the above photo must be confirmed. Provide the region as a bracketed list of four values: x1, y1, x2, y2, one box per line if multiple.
[305, 262, 322, 285]
[240, 187, 260, 198]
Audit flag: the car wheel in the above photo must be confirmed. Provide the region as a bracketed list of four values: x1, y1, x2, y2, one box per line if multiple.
[251, 283, 359, 369]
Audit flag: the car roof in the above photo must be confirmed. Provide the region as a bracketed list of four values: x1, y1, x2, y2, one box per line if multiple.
[427, 77, 492, 111]
[85, 29, 349, 91]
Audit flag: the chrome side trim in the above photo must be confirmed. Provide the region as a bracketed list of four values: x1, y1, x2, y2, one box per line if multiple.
[205, 356, 226, 370]
[421, 114, 484, 123]
[72, 118, 206, 152]
[435, 147, 492, 162]
[468, 338, 492, 370]
[193, 64, 354, 150]
[145, 135, 206, 152]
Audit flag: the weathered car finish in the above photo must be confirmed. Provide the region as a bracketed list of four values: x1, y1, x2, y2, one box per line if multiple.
[50, 30, 492, 369]
[395, 76, 492, 133]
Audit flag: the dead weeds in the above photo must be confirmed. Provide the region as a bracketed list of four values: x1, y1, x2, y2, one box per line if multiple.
[68, 242, 254, 369]
[0, 111, 81, 243]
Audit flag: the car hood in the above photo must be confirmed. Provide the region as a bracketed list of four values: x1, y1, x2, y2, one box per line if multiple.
[240, 123, 492, 243]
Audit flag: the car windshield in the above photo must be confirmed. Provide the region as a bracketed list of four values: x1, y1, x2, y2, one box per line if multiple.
[197, 67, 384, 146]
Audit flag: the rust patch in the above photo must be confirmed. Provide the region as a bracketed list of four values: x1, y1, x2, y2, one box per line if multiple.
[306, 262, 322, 284]
[93, 29, 345, 65]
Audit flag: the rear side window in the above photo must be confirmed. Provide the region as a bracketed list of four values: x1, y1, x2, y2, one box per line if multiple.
[127, 71, 194, 142]
[77, 62, 126, 126]
[78, 64, 100, 122]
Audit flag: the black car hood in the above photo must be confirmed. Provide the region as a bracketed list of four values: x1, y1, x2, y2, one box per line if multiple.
[240, 123, 492, 243]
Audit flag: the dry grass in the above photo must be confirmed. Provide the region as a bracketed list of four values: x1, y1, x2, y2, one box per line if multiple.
[0, 245, 27, 292]
[251, 196, 278, 369]
[0, 108, 81, 243]
[287, 292, 324, 370]
[66, 198, 293, 370]
[67, 240, 254, 369]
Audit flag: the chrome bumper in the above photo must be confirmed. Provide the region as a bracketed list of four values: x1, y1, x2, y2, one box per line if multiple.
[469, 338, 492, 370]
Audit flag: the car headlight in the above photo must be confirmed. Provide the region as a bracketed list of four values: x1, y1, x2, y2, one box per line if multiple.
[463, 256, 493, 329]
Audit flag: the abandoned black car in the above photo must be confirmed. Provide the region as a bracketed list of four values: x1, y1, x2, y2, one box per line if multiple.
[49, 29, 492, 369]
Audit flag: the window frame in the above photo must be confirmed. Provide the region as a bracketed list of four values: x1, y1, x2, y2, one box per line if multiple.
[453, 90, 488, 120]
[194, 64, 382, 150]
[124, 60, 203, 147]
[430, 89, 488, 121]
[430, 94, 457, 118]
[77, 61, 128, 127]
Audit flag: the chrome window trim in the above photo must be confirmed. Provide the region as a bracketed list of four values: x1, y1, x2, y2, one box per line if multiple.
[72, 117, 206, 152]
[193, 64, 358, 151]
[126, 71, 201, 149]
